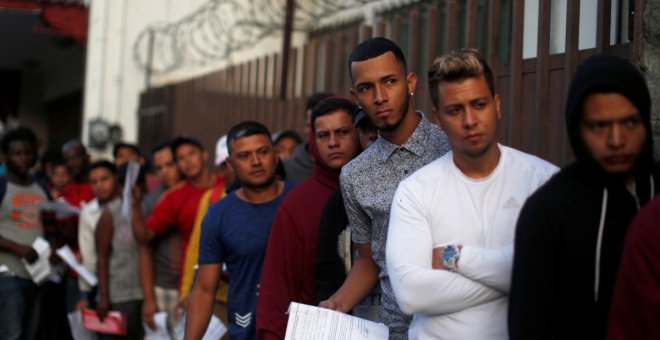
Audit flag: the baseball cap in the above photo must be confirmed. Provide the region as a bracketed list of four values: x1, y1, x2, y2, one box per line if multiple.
[215, 135, 229, 166]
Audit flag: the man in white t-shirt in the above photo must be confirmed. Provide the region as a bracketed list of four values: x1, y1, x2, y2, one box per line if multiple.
[386, 49, 558, 340]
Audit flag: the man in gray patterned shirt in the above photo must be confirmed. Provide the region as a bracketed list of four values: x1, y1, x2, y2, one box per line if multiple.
[319, 37, 450, 339]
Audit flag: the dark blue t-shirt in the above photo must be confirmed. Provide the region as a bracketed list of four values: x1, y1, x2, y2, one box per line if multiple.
[199, 181, 294, 340]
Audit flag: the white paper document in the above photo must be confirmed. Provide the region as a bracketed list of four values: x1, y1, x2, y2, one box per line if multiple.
[40, 198, 81, 218]
[121, 161, 141, 218]
[22, 237, 52, 284]
[56, 245, 98, 286]
[172, 309, 227, 340]
[143, 311, 170, 340]
[284, 302, 389, 340]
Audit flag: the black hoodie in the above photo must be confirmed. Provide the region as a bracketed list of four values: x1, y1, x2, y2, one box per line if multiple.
[509, 55, 659, 339]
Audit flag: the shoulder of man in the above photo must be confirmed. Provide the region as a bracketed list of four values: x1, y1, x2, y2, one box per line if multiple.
[156, 180, 188, 201]
[0, 175, 52, 202]
[503, 145, 559, 175]
[341, 140, 383, 179]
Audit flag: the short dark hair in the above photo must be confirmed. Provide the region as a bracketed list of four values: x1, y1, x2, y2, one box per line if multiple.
[87, 160, 116, 175]
[427, 48, 495, 109]
[226, 121, 272, 155]
[61, 139, 87, 154]
[51, 158, 68, 169]
[40, 147, 62, 169]
[311, 97, 358, 132]
[273, 130, 303, 145]
[347, 37, 407, 82]
[112, 142, 142, 159]
[306, 93, 334, 112]
[151, 139, 173, 155]
[171, 135, 205, 154]
[0, 126, 38, 156]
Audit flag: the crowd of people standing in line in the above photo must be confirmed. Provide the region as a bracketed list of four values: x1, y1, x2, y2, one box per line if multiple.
[0, 37, 658, 340]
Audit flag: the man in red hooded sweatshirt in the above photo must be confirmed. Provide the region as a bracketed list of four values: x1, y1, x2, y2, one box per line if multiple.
[256, 97, 361, 339]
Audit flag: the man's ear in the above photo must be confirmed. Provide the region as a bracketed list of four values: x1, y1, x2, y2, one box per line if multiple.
[407, 72, 418, 94]
[349, 87, 358, 102]
[494, 94, 502, 120]
[431, 106, 445, 132]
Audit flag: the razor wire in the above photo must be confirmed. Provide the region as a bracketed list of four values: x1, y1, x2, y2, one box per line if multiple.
[133, 0, 380, 74]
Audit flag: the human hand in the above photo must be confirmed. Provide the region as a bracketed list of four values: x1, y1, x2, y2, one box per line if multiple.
[76, 299, 88, 311]
[142, 299, 158, 330]
[17, 245, 38, 263]
[48, 250, 63, 266]
[173, 298, 189, 321]
[96, 297, 111, 321]
[432, 246, 445, 270]
[131, 185, 143, 207]
[319, 299, 340, 311]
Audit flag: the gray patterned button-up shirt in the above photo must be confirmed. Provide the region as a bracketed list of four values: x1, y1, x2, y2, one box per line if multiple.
[340, 112, 451, 339]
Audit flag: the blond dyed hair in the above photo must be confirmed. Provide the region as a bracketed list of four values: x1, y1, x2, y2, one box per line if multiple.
[427, 48, 495, 108]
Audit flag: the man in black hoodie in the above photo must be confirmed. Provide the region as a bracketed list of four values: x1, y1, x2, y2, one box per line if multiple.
[509, 54, 659, 339]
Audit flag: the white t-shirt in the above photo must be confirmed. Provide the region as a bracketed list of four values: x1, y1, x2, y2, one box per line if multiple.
[78, 198, 102, 292]
[386, 144, 558, 340]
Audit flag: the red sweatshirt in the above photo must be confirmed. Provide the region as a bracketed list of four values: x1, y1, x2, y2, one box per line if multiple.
[256, 134, 340, 339]
[607, 195, 660, 340]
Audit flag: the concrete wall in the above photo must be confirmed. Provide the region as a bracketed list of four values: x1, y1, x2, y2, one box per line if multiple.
[83, 0, 211, 157]
[83, 0, 304, 158]
[641, 0, 660, 158]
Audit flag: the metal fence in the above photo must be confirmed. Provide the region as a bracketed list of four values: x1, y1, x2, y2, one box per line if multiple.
[138, 0, 637, 166]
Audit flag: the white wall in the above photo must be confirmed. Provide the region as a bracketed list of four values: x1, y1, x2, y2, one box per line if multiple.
[523, 0, 628, 59]
[83, 0, 214, 157]
[83, 0, 300, 158]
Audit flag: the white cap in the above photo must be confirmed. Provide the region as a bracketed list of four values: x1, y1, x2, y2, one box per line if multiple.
[215, 135, 229, 166]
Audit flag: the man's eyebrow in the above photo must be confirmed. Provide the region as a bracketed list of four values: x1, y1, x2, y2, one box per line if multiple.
[380, 73, 397, 81]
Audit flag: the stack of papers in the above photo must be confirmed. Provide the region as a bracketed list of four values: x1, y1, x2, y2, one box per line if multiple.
[22, 237, 52, 284]
[56, 245, 97, 286]
[121, 161, 141, 218]
[284, 303, 389, 340]
[143, 312, 169, 339]
[39, 198, 80, 218]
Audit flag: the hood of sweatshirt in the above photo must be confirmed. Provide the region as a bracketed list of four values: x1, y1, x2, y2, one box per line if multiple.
[564, 54, 656, 307]
[308, 127, 340, 191]
[564, 54, 654, 185]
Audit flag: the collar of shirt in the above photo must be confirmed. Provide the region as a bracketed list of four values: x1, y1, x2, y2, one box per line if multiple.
[374, 111, 435, 163]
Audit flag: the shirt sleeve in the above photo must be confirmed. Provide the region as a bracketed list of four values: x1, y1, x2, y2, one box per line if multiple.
[256, 205, 302, 340]
[508, 192, 560, 339]
[340, 170, 370, 244]
[145, 192, 176, 236]
[198, 202, 224, 264]
[77, 206, 98, 292]
[386, 180, 503, 316]
[314, 191, 348, 303]
[458, 245, 513, 293]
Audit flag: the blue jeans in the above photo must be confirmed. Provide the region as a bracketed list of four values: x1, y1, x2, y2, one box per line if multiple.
[0, 273, 39, 340]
